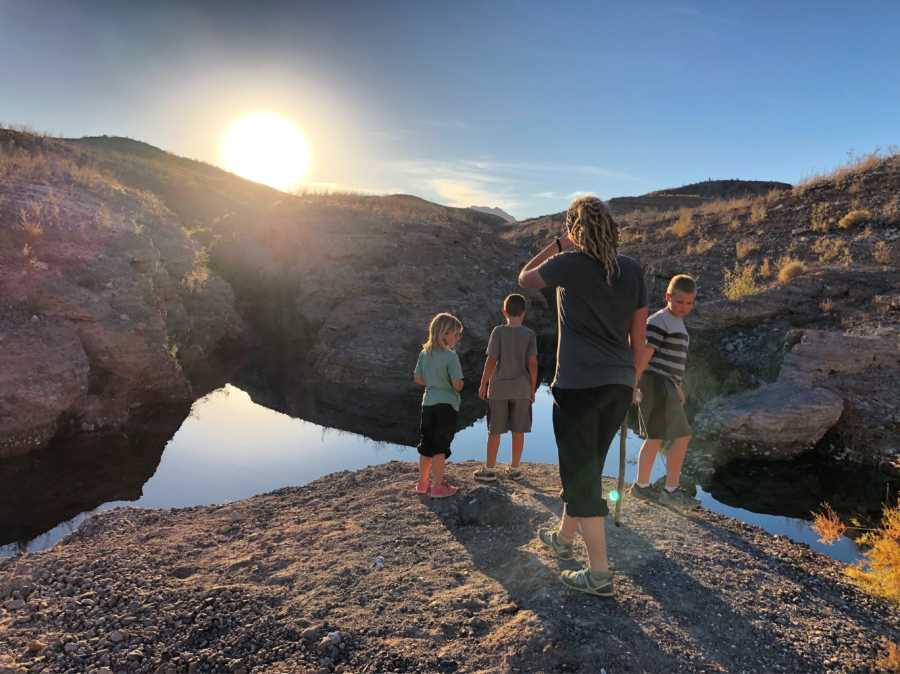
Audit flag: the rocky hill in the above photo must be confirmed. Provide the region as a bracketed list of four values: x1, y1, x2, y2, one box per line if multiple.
[0, 131, 550, 453]
[468, 205, 516, 222]
[507, 154, 900, 474]
[2, 130, 898, 475]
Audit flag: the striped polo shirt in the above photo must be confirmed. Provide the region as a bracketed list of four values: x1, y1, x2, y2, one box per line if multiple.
[645, 308, 689, 384]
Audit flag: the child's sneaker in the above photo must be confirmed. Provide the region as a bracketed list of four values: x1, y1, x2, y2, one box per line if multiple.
[413, 479, 429, 495]
[430, 482, 459, 499]
[473, 467, 499, 483]
[628, 482, 656, 500]
[506, 466, 524, 480]
[538, 528, 575, 560]
[658, 486, 699, 510]
[559, 568, 614, 597]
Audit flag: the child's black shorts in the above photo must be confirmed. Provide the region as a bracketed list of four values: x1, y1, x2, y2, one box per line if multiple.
[552, 384, 632, 518]
[639, 372, 692, 440]
[418, 403, 458, 458]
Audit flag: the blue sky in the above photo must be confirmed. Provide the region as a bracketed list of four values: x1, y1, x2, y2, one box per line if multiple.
[2, 0, 898, 219]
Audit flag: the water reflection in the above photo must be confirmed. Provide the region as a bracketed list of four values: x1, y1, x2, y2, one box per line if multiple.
[1, 384, 884, 563]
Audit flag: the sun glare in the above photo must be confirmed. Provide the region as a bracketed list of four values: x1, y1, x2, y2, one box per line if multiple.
[221, 112, 311, 192]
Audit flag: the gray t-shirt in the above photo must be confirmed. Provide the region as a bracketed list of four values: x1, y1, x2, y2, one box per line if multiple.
[486, 324, 538, 400]
[537, 252, 647, 389]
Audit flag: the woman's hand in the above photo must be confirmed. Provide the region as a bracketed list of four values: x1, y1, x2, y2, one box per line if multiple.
[675, 384, 686, 405]
[478, 382, 489, 400]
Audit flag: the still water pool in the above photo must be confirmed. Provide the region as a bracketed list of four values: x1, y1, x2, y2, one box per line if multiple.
[2, 384, 863, 562]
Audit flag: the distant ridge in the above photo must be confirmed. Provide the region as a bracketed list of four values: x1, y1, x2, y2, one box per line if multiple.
[469, 205, 516, 223]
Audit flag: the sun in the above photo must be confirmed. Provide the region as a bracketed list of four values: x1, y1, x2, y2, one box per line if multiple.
[221, 112, 311, 192]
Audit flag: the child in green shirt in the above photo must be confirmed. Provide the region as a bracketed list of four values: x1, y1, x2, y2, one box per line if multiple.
[413, 312, 465, 498]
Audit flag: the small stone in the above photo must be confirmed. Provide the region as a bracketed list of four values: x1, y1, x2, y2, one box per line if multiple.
[3, 599, 25, 611]
[108, 631, 125, 643]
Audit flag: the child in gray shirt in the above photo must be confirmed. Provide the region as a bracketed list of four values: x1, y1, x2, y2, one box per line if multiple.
[475, 294, 538, 482]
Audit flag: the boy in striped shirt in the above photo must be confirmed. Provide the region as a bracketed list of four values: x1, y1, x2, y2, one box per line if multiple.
[631, 274, 697, 507]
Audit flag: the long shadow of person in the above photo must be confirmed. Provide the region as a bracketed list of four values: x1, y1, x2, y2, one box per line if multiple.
[423, 476, 844, 673]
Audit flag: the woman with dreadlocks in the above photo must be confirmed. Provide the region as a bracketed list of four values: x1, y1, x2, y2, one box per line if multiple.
[518, 195, 648, 597]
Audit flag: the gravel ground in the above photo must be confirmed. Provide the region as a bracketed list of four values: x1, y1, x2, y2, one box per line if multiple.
[1, 461, 897, 673]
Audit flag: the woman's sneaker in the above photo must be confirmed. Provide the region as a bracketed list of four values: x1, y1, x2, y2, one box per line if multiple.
[473, 467, 499, 483]
[628, 482, 656, 500]
[659, 487, 699, 510]
[538, 528, 575, 559]
[560, 568, 614, 597]
[430, 482, 459, 499]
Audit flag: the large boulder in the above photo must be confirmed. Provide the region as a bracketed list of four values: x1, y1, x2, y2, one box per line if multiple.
[695, 328, 900, 462]
[694, 381, 843, 460]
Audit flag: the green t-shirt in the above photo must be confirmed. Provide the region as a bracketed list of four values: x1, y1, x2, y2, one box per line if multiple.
[414, 348, 464, 411]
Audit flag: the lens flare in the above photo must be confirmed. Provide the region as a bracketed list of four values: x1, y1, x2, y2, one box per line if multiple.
[608, 490, 621, 503]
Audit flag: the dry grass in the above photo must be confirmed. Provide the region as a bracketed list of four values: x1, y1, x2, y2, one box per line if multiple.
[672, 208, 695, 237]
[815, 501, 900, 607]
[687, 238, 714, 255]
[182, 248, 211, 293]
[846, 502, 900, 604]
[813, 503, 847, 543]
[819, 297, 834, 313]
[873, 240, 898, 266]
[838, 209, 873, 229]
[697, 195, 751, 217]
[749, 201, 767, 224]
[877, 641, 900, 673]
[777, 257, 805, 283]
[759, 257, 772, 278]
[810, 203, 832, 231]
[812, 238, 852, 264]
[794, 148, 898, 195]
[735, 237, 760, 260]
[722, 262, 761, 300]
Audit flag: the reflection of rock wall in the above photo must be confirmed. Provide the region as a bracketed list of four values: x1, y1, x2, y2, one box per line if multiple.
[0, 404, 187, 546]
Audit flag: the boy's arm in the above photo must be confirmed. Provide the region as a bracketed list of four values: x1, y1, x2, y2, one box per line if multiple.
[527, 355, 538, 402]
[478, 356, 498, 400]
[415, 374, 426, 386]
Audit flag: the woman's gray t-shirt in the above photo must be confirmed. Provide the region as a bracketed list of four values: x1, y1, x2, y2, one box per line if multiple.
[536, 252, 647, 389]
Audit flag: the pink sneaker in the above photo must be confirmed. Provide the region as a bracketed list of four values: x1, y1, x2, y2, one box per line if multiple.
[430, 482, 459, 499]
[413, 480, 429, 495]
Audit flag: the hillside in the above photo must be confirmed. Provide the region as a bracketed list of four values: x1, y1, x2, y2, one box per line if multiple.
[506, 154, 900, 473]
[0, 130, 547, 454]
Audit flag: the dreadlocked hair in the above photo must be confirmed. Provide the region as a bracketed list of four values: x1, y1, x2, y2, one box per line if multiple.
[565, 196, 620, 285]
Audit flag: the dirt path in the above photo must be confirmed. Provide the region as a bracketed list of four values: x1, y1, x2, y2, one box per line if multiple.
[1, 462, 897, 673]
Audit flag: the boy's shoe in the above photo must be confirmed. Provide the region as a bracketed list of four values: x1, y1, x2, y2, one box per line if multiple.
[559, 568, 614, 597]
[473, 467, 499, 483]
[430, 482, 459, 499]
[658, 487, 699, 510]
[413, 479, 430, 495]
[628, 482, 657, 501]
[538, 528, 575, 560]
[506, 466, 524, 480]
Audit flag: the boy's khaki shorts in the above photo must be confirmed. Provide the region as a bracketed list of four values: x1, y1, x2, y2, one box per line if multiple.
[487, 398, 532, 434]
[638, 372, 692, 441]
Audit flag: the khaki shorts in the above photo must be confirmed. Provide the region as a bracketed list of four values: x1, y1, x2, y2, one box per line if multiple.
[638, 372, 692, 441]
[487, 398, 532, 434]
